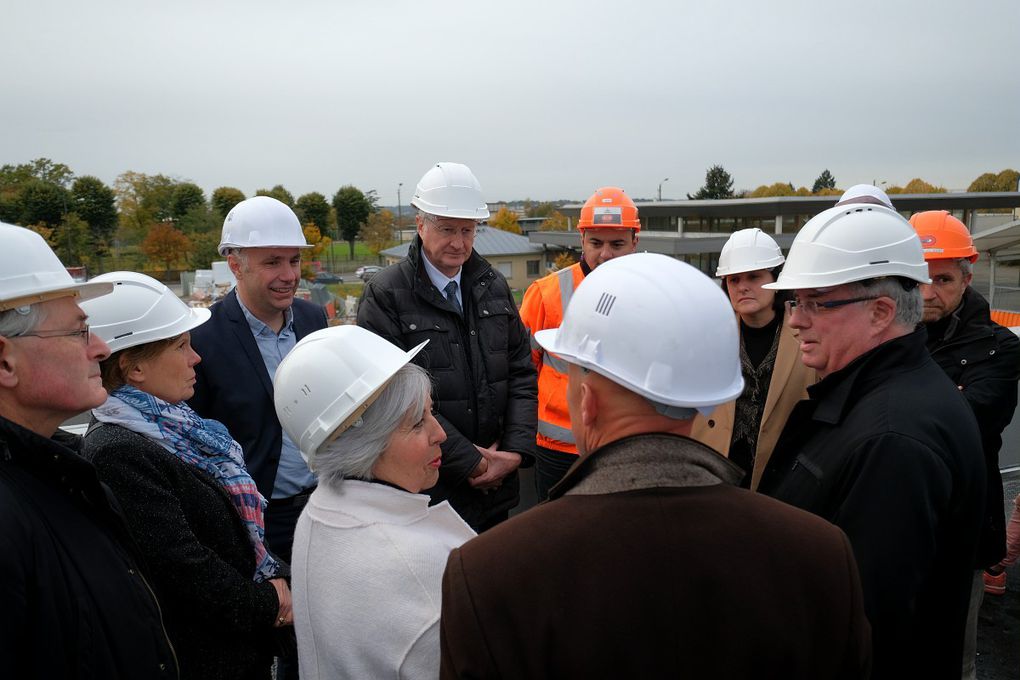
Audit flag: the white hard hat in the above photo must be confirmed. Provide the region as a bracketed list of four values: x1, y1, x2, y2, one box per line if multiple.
[534, 253, 743, 413]
[80, 272, 211, 353]
[836, 184, 894, 210]
[410, 162, 490, 220]
[0, 221, 112, 312]
[218, 196, 311, 256]
[274, 325, 428, 464]
[715, 228, 785, 277]
[763, 204, 930, 291]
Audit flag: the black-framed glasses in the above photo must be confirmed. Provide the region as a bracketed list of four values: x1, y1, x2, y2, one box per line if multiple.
[785, 296, 878, 316]
[12, 325, 91, 344]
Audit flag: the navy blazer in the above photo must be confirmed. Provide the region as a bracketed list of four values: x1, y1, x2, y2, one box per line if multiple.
[188, 290, 328, 498]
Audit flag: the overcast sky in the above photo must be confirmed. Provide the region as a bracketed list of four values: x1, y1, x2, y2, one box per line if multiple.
[3, 0, 1017, 204]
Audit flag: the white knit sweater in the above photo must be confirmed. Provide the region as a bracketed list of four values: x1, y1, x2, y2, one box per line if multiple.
[292, 480, 476, 679]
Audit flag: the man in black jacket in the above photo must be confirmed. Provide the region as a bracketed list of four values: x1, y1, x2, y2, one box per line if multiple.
[0, 222, 177, 679]
[910, 210, 1020, 678]
[358, 162, 536, 531]
[758, 204, 985, 679]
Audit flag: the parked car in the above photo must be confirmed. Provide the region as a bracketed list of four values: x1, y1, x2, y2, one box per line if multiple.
[314, 272, 344, 284]
[356, 265, 383, 281]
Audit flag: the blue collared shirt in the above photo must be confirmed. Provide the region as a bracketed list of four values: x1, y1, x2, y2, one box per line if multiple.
[421, 252, 463, 308]
[236, 295, 317, 498]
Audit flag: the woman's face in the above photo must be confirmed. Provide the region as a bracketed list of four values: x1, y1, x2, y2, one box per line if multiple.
[126, 332, 201, 404]
[371, 395, 446, 493]
[724, 269, 776, 324]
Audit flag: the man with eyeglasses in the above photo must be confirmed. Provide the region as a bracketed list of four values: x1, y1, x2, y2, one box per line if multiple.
[358, 162, 536, 532]
[908, 210, 1020, 679]
[757, 204, 985, 679]
[0, 223, 178, 678]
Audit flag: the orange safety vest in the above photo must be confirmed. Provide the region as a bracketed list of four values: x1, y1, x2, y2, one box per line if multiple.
[519, 262, 585, 454]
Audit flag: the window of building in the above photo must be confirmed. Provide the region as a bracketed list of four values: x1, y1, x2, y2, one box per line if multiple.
[527, 260, 540, 277]
[497, 261, 513, 278]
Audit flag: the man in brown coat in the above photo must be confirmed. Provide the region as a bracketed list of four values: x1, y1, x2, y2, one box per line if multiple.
[440, 253, 871, 679]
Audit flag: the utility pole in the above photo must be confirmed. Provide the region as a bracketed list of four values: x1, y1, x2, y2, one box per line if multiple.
[397, 182, 403, 243]
[658, 177, 670, 202]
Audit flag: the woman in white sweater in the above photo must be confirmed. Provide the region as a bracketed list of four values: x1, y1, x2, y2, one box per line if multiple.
[273, 325, 476, 679]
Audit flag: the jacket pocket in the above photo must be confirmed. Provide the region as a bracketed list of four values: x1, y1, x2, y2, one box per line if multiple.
[398, 312, 454, 370]
[475, 300, 513, 353]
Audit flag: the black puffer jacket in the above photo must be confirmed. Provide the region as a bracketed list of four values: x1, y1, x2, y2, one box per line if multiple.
[357, 236, 537, 529]
[759, 329, 984, 680]
[926, 286, 1020, 567]
[82, 422, 287, 680]
[0, 416, 178, 680]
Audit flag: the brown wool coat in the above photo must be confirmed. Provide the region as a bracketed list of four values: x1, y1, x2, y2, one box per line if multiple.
[440, 434, 871, 680]
[691, 313, 815, 489]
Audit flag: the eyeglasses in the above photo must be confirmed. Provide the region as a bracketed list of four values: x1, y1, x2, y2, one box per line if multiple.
[11, 325, 91, 344]
[785, 296, 878, 316]
[428, 219, 477, 239]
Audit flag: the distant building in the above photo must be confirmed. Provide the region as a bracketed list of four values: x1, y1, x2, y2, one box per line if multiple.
[381, 226, 555, 289]
[532, 192, 1020, 275]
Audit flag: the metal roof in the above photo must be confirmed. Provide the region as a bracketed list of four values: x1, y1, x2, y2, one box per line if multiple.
[560, 192, 1020, 218]
[381, 226, 545, 259]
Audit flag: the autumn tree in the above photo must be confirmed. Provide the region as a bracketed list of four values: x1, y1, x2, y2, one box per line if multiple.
[54, 213, 92, 266]
[332, 185, 372, 258]
[489, 206, 521, 234]
[525, 200, 558, 218]
[886, 178, 947, 194]
[968, 169, 1020, 193]
[188, 232, 221, 270]
[360, 209, 396, 255]
[141, 223, 191, 274]
[211, 187, 246, 220]
[688, 165, 735, 200]
[301, 225, 332, 280]
[553, 251, 577, 271]
[295, 192, 332, 231]
[812, 170, 836, 193]
[256, 185, 295, 207]
[749, 182, 796, 198]
[114, 171, 177, 243]
[539, 211, 569, 231]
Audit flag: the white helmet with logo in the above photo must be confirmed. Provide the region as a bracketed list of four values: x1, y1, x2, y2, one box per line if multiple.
[763, 204, 929, 291]
[274, 325, 428, 464]
[534, 252, 743, 414]
[218, 196, 311, 256]
[715, 228, 785, 277]
[0, 222, 112, 312]
[80, 272, 210, 353]
[410, 162, 490, 220]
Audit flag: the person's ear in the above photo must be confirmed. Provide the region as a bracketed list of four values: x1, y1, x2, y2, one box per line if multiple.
[0, 337, 20, 389]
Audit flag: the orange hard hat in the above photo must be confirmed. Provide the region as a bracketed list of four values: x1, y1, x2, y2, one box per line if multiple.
[908, 210, 978, 262]
[578, 187, 640, 231]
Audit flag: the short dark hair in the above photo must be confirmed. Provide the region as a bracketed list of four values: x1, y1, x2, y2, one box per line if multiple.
[100, 335, 180, 392]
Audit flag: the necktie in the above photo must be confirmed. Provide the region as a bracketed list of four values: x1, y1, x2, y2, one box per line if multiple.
[444, 280, 463, 316]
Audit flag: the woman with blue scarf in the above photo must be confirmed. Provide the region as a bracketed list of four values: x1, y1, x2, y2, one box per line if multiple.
[80, 272, 291, 680]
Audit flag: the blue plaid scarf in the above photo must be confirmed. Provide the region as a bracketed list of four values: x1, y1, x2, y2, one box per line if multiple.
[94, 385, 281, 582]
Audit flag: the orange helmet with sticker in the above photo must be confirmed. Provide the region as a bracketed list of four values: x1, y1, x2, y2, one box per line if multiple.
[577, 187, 640, 231]
[908, 210, 978, 262]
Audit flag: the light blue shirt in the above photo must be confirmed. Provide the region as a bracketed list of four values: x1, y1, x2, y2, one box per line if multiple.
[236, 295, 317, 498]
[421, 253, 463, 308]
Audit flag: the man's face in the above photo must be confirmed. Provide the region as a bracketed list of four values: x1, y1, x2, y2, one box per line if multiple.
[580, 228, 638, 270]
[920, 259, 971, 323]
[3, 297, 111, 431]
[787, 284, 882, 379]
[230, 247, 301, 320]
[417, 214, 477, 277]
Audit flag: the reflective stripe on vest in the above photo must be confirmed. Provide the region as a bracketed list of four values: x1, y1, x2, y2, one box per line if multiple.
[538, 419, 575, 443]
[538, 267, 578, 375]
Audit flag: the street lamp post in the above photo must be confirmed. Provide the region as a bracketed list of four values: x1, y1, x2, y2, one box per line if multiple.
[397, 182, 403, 243]
[658, 177, 670, 202]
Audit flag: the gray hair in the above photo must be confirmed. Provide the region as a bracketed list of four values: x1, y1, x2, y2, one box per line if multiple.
[956, 258, 973, 277]
[314, 363, 433, 490]
[0, 304, 47, 338]
[849, 277, 923, 328]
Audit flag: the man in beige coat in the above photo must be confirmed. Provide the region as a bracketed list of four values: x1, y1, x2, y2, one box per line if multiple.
[440, 253, 870, 679]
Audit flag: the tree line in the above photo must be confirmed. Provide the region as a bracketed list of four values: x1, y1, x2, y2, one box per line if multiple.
[0, 159, 391, 276]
